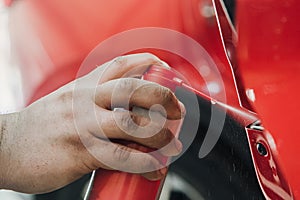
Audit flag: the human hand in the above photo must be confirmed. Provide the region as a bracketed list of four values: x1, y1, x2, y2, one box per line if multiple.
[0, 53, 185, 194]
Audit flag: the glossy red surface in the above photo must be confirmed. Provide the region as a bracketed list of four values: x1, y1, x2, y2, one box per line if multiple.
[246, 128, 292, 199]
[236, 0, 300, 198]
[89, 171, 162, 200]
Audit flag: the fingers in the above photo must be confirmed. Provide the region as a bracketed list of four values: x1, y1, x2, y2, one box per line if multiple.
[88, 138, 165, 174]
[95, 78, 184, 120]
[141, 167, 168, 181]
[89, 108, 182, 156]
[89, 53, 168, 83]
[76, 53, 183, 181]
[91, 77, 184, 157]
[88, 138, 168, 180]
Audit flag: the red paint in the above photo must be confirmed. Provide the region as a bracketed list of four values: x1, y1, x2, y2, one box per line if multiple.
[246, 128, 292, 199]
[89, 145, 164, 200]
[89, 171, 162, 200]
[237, 0, 300, 198]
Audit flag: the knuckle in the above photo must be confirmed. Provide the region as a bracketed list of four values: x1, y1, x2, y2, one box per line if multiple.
[119, 112, 138, 133]
[143, 53, 158, 60]
[117, 78, 136, 92]
[113, 144, 131, 162]
[113, 56, 127, 67]
[130, 113, 142, 126]
[57, 90, 73, 103]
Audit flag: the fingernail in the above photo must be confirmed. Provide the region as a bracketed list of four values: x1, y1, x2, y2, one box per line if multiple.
[113, 107, 127, 112]
[160, 167, 168, 176]
[178, 101, 186, 117]
[155, 61, 171, 69]
[175, 139, 183, 152]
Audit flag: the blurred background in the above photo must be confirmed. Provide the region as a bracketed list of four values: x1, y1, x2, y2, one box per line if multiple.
[0, 2, 29, 200]
[0, 1, 23, 112]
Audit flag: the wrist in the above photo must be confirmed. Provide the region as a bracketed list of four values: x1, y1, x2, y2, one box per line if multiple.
[0, 112, 20, 189]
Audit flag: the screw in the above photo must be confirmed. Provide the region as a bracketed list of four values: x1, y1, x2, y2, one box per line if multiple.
[256, 142, 268, 156]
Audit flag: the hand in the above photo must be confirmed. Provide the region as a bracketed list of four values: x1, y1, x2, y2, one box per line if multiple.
[0, 53, 185, 194]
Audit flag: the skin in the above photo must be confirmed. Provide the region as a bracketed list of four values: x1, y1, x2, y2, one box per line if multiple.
[0, 53, 185, 194]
